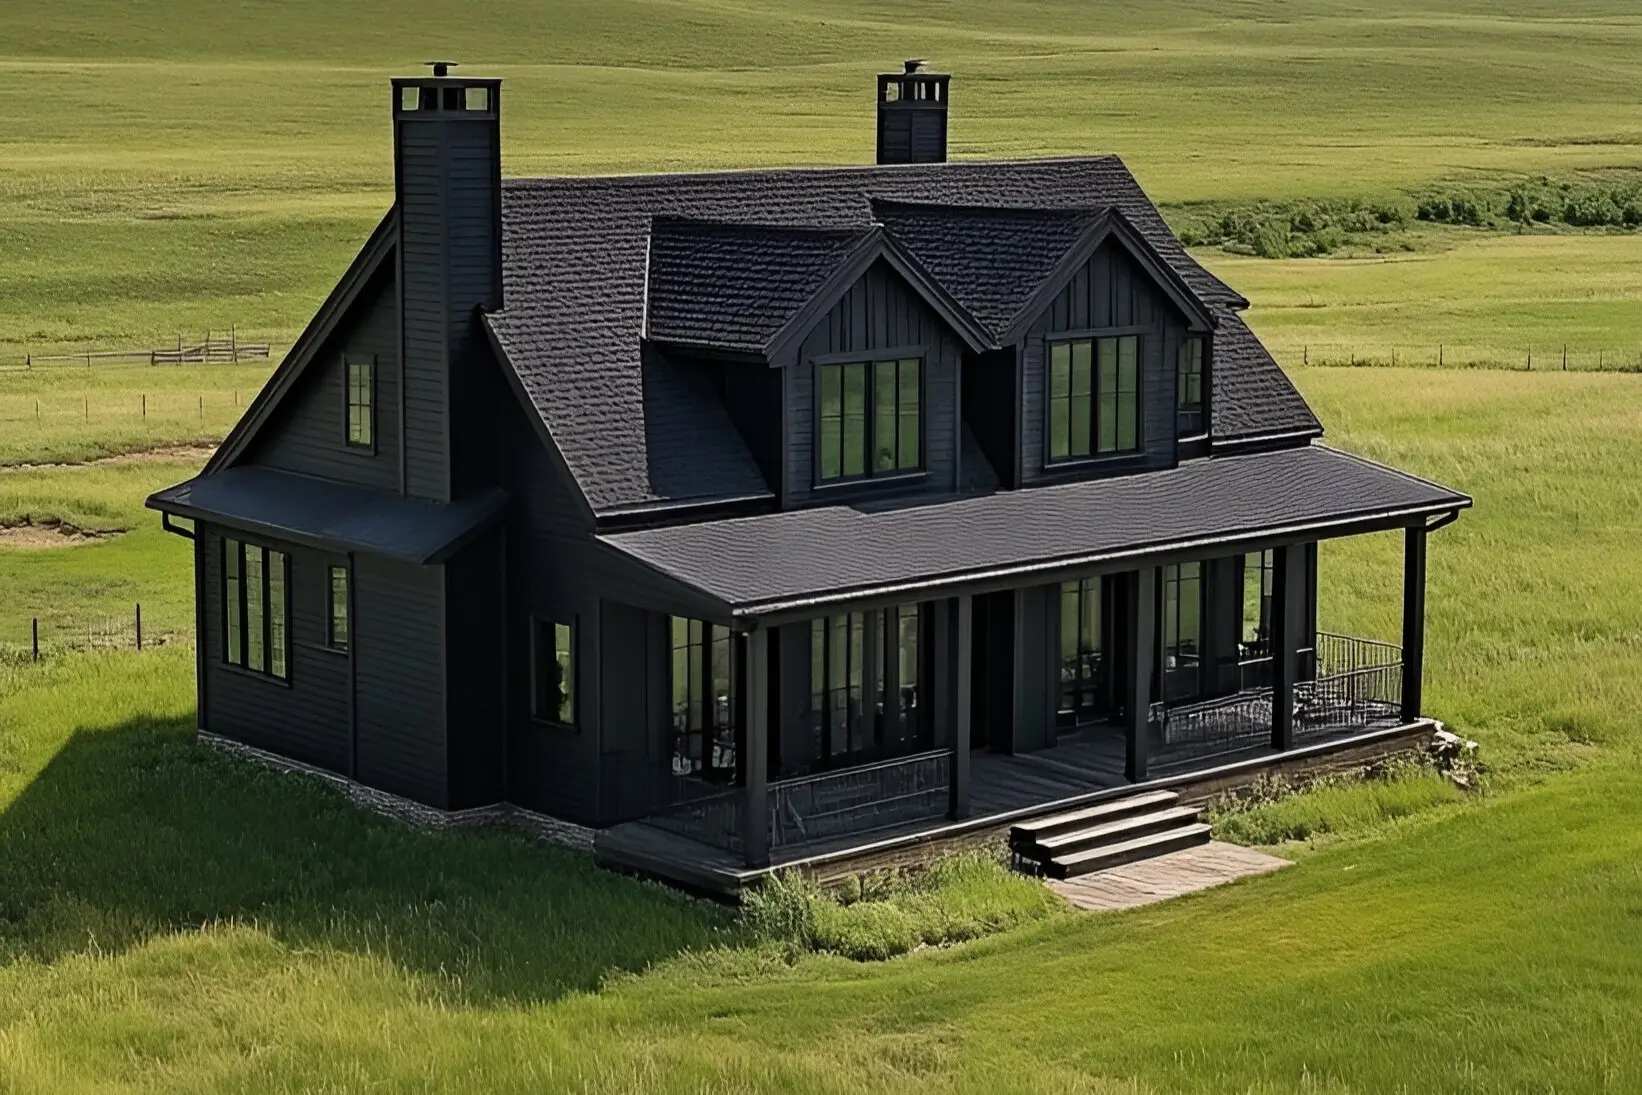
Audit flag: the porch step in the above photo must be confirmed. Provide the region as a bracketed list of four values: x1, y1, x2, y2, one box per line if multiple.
[1042, 823, 1213, 880]
[1008, 789, 1180, 848]
[1031, 805, 1203, 857]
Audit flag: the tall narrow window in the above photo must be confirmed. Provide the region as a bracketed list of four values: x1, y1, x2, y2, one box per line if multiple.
[810, 604, 925, 766]
[1177, 337, 1205, 436]
[328, 565, 350, 650]
[1161, 562, 1203, 703]
[531, 617, 574, 725]
[220, 538, 287, 680]
[817, 357, 920, 483]
[1048, 335, 1141, 462]
[670, 617, 738, 780]
[346, 358, 374, 448]
[1059, 577, 1107, 724]
[1241, 550, 1274, 651]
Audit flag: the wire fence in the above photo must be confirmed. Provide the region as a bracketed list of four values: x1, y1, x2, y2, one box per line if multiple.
[0, 604, 192, 664]
[1285, 343, 1642, 372]
[0, 390, 249, 429]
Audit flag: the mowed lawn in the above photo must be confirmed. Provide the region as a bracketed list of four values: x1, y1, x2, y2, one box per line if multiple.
[3, 367, 1641, 1092]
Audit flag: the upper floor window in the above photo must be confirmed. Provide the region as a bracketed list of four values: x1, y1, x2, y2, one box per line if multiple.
[222, 537, 288, 680]
[671, 617, 738, 781]
[1177, 337, 1205, 437]
[817, 357, 920, 483]
[1048, 335, 1140, 462]
[346, 357, 374, 448]
[530, 616, 575, 726]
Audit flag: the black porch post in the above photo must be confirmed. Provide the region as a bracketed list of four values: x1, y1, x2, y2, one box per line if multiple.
[1271, 543, 1301, 751]
[950, 593, 973, 819]
[1401, 525, 1428, 722]
[744, 626, 770, 868]
[1126, 567, 1155, 783]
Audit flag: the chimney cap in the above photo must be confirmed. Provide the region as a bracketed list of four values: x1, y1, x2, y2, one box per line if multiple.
[423, 60, 459, 77]
[903, 58, 925, 74]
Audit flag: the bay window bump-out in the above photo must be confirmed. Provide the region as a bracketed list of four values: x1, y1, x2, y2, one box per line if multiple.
[530, 616, 575, 726]
[220, 536, 288, 680]
[817, 355, 921, 484]
[1048, 334, 1141, 463]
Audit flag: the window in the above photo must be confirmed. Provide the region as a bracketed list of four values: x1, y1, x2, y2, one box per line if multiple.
[1241, 550, 1273, 654]
[346, 358, 374, 448]
[670, 617, 739, 780]
[810, 604, 925, 764]
[221, 538, 288, 680]
[531, 617, 574, 725]
[1049, 335, 1141, 462]
[1177, 337, 1205, 436]
[817, 357, 919, 483]
[1161, 562, 1202, 703]
[327, 565, 349, 651]
[1059, 577, 1109, 724]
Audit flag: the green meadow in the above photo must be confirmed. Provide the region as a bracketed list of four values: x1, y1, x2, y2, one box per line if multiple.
[4, 0, 1642, 1090]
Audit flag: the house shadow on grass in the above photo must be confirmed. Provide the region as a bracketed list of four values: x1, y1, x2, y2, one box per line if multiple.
[0, 714, 732, 1005]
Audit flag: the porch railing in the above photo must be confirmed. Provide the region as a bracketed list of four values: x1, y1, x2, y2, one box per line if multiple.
[770, 749, 950, 850]
[645, 785, 744, 854]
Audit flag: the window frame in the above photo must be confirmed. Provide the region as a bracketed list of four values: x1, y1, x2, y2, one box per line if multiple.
[529, 615, 576, 728]
[813, 351, 924, 486]
[343, 354, 376, 451]
[808, 603, 927, 771]
[1057, 576, 1112, 726]
[1045, 332, 1144, 466]
[1159, 561, 1204, 705]
[326, 563, 350, 652]
[668, 617, 742, 783]
[1176, 335, 1207, 439]
[219, 536, 290, 683]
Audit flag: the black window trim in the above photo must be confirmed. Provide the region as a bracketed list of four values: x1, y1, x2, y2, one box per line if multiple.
[1044, 330, 1146, 468]
[528, 613, 577, 729]
[668, 616, 743, 785]
[325, 562, 350, 654]
[1177, 334, 1209, 441]
[219, 534, 292, 686]
[343, 353, 377, 453]
[811, 347, 926, 487]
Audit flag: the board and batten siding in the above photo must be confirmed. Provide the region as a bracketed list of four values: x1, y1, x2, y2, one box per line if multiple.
[1020, 240, 1187, 484]
[782, 261, 965, 506]
[198, 524, 350, 773]
[242, 271, 401, 489]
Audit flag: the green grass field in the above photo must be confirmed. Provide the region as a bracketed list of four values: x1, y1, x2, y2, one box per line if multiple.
[5, 0, 1642, 1090]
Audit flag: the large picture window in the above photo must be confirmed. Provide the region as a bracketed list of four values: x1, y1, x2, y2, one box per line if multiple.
[1160, 562, 1202, 703]
[670, 617, 739, 781]
[1177, 337, 1205, 437]
[222, 537, 288, 680]
[1058, 577, 1109, 724]
[817, 357, 920, 483]
[809, 604, 925, 766]
[346, 357, 374, 448]
[530, 617, 575, 726]
[1048, 335, 1141, 462]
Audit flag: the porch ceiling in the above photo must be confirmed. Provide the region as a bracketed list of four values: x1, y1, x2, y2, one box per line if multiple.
[598, 444, 1470, 624]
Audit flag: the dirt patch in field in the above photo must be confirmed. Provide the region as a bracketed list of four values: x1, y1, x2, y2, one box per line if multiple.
[0, 518, 124, 548]
[4, 443, 217, 472]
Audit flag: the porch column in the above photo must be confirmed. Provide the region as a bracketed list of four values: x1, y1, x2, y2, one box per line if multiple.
[1271, 543, 1302, 751]
[950, 593, 973, 819]
[1401, 525, 1428, 722]
[744, 626, 770, 869]
[1126, 567, 1155, 783]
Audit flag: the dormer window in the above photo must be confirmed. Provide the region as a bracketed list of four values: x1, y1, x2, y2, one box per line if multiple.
[1048, 335, 1141, 462]
[816, 357, 921, 483]
[1177, 337, 1205, 437]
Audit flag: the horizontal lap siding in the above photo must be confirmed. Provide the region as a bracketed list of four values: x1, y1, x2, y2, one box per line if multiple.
[399, 127, 451, 501]
[786, 262, 963, 506]
[446, 531, 505, 809]
[198, 525, 350, 773]
[354, 554, 448, 805]
[1022, 242, 1183, 483]
[243, 272, 401, 488]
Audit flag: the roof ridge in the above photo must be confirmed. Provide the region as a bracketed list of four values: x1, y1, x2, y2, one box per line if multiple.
[500, 154, 1127, 189]
[871, 197, 1108, 220]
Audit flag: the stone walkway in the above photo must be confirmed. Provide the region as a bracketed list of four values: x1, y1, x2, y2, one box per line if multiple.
[1047, 841, 1292, 911]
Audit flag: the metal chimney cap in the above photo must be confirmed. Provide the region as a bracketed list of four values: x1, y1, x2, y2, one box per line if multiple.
[423, 60, 459, 77]
[903, 58, 925, 74]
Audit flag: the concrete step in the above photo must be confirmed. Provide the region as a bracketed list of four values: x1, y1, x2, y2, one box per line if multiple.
[1009, 789, 1180, 848]
[1023, 805, 1203, 860]
[1043, 823, 1213, 880]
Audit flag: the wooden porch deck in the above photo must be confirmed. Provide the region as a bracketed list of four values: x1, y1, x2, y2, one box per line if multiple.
[594, 719, 1435, 898]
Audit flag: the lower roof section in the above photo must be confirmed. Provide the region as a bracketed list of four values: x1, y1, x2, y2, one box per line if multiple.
[147, 466, 508, 565]
[599, 445, 1470, 623]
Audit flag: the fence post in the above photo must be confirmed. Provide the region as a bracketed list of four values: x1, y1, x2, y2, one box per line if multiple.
[1439, 344, 1444, 367]
[142, 393, 146, 418]
[1527, 350, 1532, 371]
[32, 618, 39, 662]
[1563, 345, 1567, 371]
[136, 603, 142, 651]
[199, 395, 203, 419]
[1303, 344, 1308, 366]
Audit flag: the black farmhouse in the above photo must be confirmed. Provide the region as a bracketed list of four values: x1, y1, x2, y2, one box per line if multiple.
[151, 63, 1469, 889]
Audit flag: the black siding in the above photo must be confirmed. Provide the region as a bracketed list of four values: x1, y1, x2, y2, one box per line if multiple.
[353, 553, 449, 805]
[446, 529, 506, 808]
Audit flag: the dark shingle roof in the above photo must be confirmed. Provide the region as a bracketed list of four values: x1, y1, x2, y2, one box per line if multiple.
[599, 445, 1470, 617]
[487, 156, 1313, 516]
[645, 219, 866, 353]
